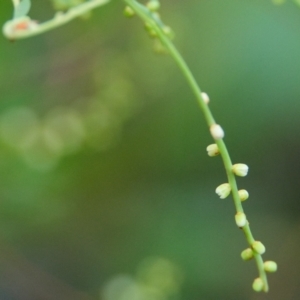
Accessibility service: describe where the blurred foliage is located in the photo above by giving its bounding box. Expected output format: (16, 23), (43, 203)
(51, 0), (86, 11)
(0, 0), (300, 299)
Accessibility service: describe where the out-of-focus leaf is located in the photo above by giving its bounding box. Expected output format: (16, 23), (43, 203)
(13, 0), (31, 19)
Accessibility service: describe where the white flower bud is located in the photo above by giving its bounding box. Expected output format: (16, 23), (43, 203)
(215, 183), (231, 199)
(235, 212), (247, 227)
(210, 124), (224, 140)
(238, 189), (249, 201)
(264, 261), (277, 272)
(241, 248), (254, 261)
(232, 163), (249, 177)
(252, 241), (266, 255)
(252, 277), (264, 292)
(206, 144), (219, 157)
(124, 6), (135, 17)
(201, 92), (210, 104)
(147, 0), (161, 11)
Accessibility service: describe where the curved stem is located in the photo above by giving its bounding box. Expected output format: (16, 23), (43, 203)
(124, 0), (269, 292)
(3, 0), (110, 40)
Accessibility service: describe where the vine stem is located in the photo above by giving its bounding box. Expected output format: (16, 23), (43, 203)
(3, 0), (111, 40)
(124, 0), (269, 292)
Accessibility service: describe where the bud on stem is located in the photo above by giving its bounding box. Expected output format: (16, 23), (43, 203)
(235, 212), (247, 227)
(210, 124), (224, 140)
(264, 261), (277, 272)
(252, 277), (264, 292)
(215, 183), (231, 199)
(252, 241), (266, 255)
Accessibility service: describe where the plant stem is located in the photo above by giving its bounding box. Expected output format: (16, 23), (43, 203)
(3, 0), (111, 40)
(124, 0), (269, 292)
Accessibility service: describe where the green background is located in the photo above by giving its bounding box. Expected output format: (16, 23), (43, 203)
(0, 0), (299, 299)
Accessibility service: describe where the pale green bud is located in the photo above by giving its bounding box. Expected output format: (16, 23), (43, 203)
(241, 248), (254, 261)
(162, 26), (175, 39)
(235, 212), (247, 227)
(124, 6), (135, 18)
(201, 92), (210, 104)
(238, 189), (249, 201)
(147, 0), (161, 12)
(232, 163), (249, 177)
(252, 277), (264, 292)
(144, 22), (157, 38)
(264, 261), (277, 272)
(210, 124), (224, 140)
(252, 241), (266, 255)
(206, 144), (219, 157)
(215, 183), (231, 199)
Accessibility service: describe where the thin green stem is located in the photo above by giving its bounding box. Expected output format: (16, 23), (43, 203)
(125, 0), (269, 292)
(3, 0), (110, 40)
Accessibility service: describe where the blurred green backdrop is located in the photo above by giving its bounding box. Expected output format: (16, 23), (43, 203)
(0, 0), (300, 299)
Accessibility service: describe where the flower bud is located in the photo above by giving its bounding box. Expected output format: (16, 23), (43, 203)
(215, 183), (231, 199)
(144, 22), (157, 38)
(124, 6), (135, 17)
(238, 189), (249, 201)
(162, 26), (175, 39)
(252, 277), (264, 292)
(252, 241), (266, 255)
(147, 0), (161, 11)
(235, 212), (247, 227)
(232, 163), (249, 177)
(206, 144), (219, 157)
(241, 248), (254, 261)
(210, 124), (224, 140)
(201, 92), (210, 104)
(264, 261), (277, 272)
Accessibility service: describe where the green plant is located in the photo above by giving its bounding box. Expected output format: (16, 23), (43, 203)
(2, 0), (278, 293)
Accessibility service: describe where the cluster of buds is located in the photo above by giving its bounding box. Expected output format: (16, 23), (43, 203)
(205, 93), (277, 292)
(207, 122), (250, 205)
(241, 242), (277, 292)
(124, 0), (174, 54)
(124, 1), (161, 19)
